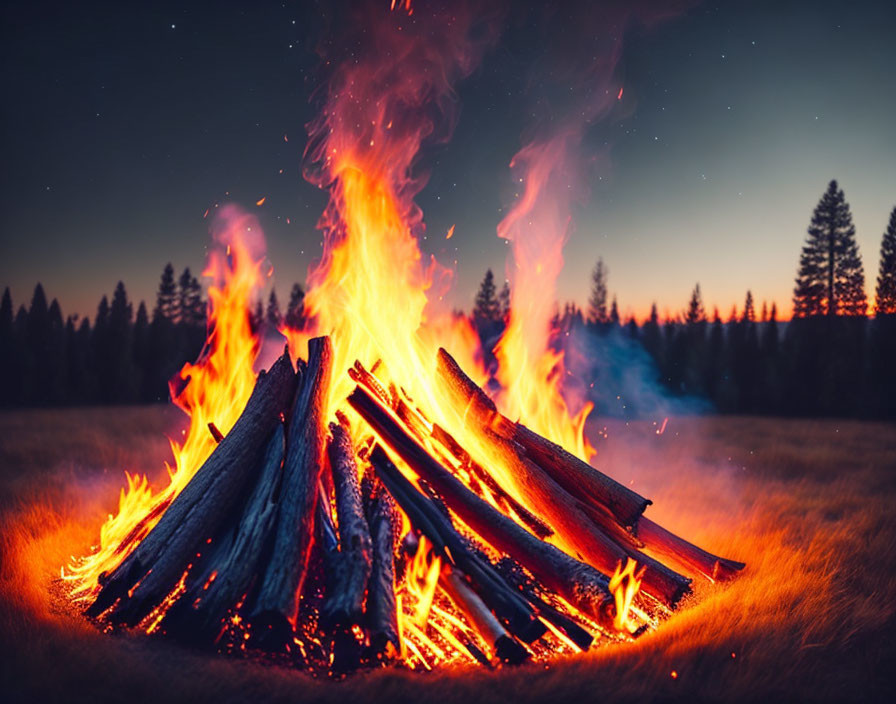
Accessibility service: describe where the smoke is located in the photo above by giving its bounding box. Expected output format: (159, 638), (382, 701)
(563, 324), (711, 420)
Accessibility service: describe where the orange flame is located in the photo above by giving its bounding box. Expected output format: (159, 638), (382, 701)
(608, 558), (644, 633)
(64, 206), (265, 601)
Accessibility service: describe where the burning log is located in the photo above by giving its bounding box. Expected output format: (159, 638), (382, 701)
(431, 423), (553, 540)
(320, 419), (373, 627)
(439, 566), (529, 665)
(367, 445), (547, 645)
(436, 347), (649, 527)
(159, 423), (287, 641)
(250, 336), (333, 646)
(86, 352), (298, 625)
(635, 516), (745, 581)
(346, 386), (616, 627)
(363, 475), (401, 660)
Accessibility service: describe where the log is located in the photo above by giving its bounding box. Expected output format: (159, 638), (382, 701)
(321, 421), (373, 627)
(439, 566), (529, 665)
(432, 351), (691, 607)
(431, 423), (553, 540)
(249, 336), (333, 646)
(86, 352), (298, 624)
(636, 516), (746, 581)
(347, 385), (616, 626)
(160, 423), (287, 642)
(437, 347), (650, 527)
(367, 445), (547, 645)
(364, 478), (401, 660)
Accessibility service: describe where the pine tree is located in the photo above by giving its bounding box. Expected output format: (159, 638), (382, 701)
(266, 288), (283, 329)
(105, 282), (136, 402)
(474, 269), (501, 323)
(499, 281), (511, 321)
(685, 284), (705, 325)
(587, 258), (608, 325)
(608, 296), (620, 327)
(285, 283), (305, 329)
(793, 180), (867, 317)
(154, 263), (178, 322)
(642, 303), (662, 365)
(874, 206), (896, 315)
(742, 290), (755, 322)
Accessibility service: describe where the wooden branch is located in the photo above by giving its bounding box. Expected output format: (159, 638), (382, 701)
(431, 423), (553, 540)
(320, 422), (372, 627)
(367, 445), (547, 645)
(160, 423), (286, 642)
(364, 478), (400, 660)
(432, 350), (691, 607)
(636, 516), (745, 581)
(437, 347), (650, 527)
(439, 566), (529, 665)
(86, 352), (298, 625)
(249, 336), (333, 646)
(348, 385), (619, 625)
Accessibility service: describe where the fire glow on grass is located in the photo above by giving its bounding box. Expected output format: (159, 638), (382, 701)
(63, 1), (668, 671)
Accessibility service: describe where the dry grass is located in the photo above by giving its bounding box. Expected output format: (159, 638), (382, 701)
(1, 408), (894, 703)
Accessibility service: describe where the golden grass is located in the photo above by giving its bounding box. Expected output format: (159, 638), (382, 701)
(1, 408), (894, 703)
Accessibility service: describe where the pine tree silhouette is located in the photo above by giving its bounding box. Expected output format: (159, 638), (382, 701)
(587, 258), (608, 326)
(266, 288), (283, 330)
(874, 206), (896, 315)
(499, 280), (511, 321)
(793, 180), (867, 317)
(742, 290), (756, 322)
(685, 284), (705, 325)
(154, 263), (178, 322)
(473, 269), (503, 349)
(285, 283), (305, 329)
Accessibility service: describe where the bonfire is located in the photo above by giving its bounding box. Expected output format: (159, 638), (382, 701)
(62, 1), (744, 674)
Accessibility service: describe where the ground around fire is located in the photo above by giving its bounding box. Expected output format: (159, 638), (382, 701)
(1, 407), (894, 703)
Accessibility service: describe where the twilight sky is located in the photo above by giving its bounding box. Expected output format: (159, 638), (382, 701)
(1, 0), (894, 322)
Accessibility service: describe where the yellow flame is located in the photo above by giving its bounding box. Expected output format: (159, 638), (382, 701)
(608, 558), (644, 633)
(65, 212), (264, 600)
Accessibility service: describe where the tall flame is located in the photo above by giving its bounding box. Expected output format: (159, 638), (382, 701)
(495, 135), (594, 461)
(65, 207), (266, 599)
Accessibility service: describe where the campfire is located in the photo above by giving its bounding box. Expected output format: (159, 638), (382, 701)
(61, 1), (744, 674)
(62, 230), (743, 673)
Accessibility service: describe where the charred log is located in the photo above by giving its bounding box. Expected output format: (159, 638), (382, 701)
(364, 477), (401, 660)
(367, 445), (547, 645)
(249, 336), (333, 647)
(86, 352), (298, 625)
(347, 385), (617, 626)
(160, 423), (287, 642)
(320, 420), (373, 627)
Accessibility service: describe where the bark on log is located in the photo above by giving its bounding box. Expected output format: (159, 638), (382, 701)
(433, 350), (692, 607)
(160, 424), (287, 641)
(439, 567), (529, 665)
(249, 336), (333, 646)
(86, 353), (298, 625)
(367, 445), (546, 645)
(437, 347), (649, 527)
(636, 516), (745, 581)
(364, 480), (401, 660)
(320, 422), (373, 627)
(347, 386), (618, 626)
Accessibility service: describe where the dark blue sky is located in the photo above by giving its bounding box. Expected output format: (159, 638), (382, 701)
(2, 0), (894, 320)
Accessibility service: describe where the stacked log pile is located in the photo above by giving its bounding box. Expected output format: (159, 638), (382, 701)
(84, 336), (744, 672)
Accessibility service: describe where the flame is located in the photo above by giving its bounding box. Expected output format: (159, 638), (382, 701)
(608, 558), (644, 633)
(64, 207), (265, 601)
(494, 136), (594, 462)
(405, 536), (441, 628)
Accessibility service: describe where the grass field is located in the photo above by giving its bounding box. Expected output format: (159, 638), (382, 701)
(1, 407), (894, 703)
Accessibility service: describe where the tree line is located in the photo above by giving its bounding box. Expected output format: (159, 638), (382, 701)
(1, 180), (894, 417)
(0, 264), (305, 406)
(468, 182), (896, 418)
